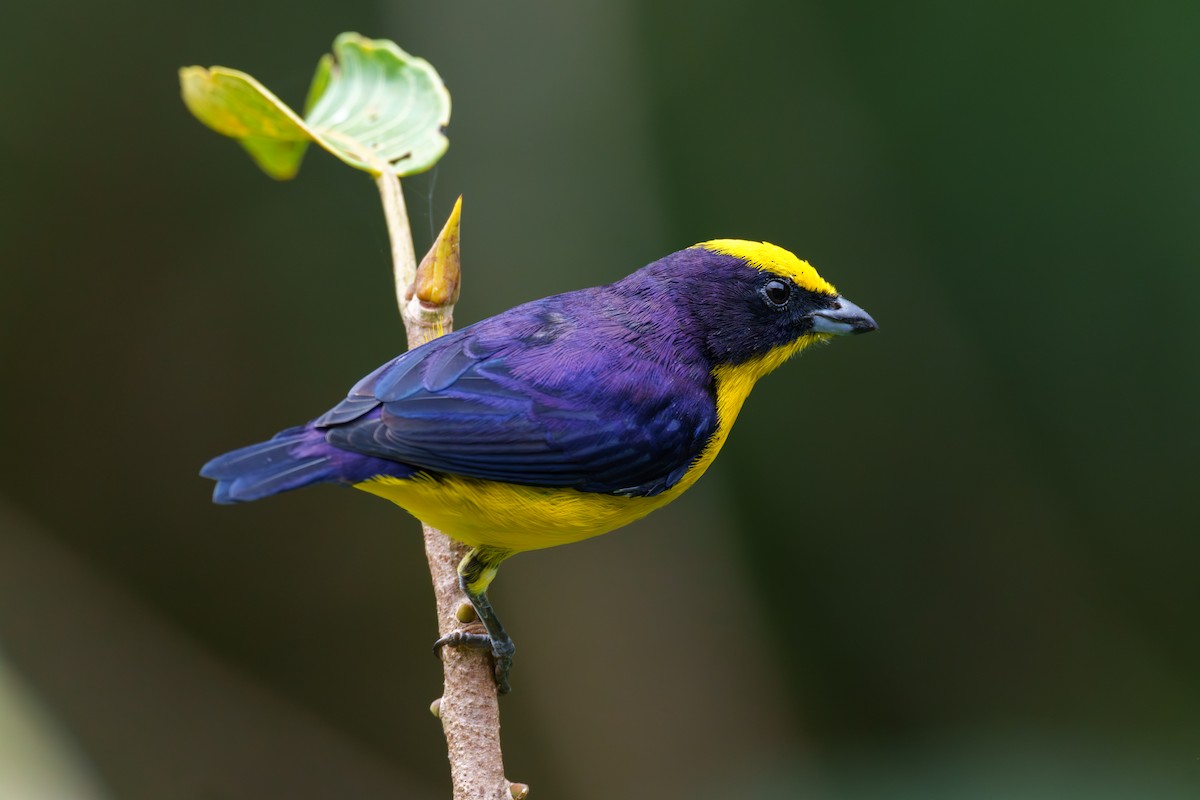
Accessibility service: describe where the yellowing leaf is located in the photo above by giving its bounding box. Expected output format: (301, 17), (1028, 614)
(180, 33), (451, 180)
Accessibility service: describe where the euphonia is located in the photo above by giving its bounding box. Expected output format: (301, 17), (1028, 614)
(202, 239), (877, 692)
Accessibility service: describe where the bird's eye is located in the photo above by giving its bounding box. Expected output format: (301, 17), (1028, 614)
(763, 279), (791, 307)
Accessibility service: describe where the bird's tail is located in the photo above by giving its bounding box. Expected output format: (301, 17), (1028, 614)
(201, 425), (343, 504)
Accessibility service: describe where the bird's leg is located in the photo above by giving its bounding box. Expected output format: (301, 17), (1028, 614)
(432, 547), (516, 693)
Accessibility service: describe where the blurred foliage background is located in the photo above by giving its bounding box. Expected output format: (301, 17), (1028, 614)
(2, 0), (1198, 798)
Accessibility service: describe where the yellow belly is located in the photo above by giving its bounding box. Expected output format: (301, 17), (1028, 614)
(355, 473), (676, 551)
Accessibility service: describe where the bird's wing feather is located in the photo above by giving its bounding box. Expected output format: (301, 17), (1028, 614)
(315, 312), (715, 497)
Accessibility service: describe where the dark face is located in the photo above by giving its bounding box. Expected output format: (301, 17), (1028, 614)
(617, 245), (877, 369)
(719, 264), (843, 365)
(668, 252), (842, 366)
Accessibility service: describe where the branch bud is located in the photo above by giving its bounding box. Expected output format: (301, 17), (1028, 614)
(455, 601), (478, 623)
(413, 195), (462, 306)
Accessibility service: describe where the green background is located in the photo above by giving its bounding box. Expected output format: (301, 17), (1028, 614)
(1, 1), (1197, 798)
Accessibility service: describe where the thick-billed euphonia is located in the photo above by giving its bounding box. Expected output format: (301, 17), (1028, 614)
(202, 239), (877, 691)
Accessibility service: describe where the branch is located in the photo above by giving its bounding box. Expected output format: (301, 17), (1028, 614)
(375, 175), (525, 800)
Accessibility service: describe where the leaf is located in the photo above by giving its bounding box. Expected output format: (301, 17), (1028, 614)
(180, 33), (451, 180)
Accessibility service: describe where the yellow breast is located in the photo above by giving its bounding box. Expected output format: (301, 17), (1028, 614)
(354, 335), (827, 552)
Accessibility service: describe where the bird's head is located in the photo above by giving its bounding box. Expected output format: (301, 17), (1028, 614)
(663, 239), (877, 379)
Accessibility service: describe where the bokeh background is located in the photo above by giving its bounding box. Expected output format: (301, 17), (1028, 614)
(2, 1), (1198, 798)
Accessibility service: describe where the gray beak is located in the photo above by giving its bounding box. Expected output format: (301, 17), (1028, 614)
(810, 295), (878, 335)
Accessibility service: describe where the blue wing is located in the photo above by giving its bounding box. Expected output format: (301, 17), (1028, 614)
(313, 316), (716, 497)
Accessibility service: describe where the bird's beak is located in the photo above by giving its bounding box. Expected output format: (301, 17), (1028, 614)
(810, 295), (878, 335)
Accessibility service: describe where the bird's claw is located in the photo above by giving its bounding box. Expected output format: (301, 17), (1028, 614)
(433, 631), (515, 694)
(433, 630), (492, 653)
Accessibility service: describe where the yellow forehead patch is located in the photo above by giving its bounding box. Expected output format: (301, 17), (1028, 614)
(698, 239), (838, 296)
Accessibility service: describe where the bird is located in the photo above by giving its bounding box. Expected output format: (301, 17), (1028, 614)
(201, 239), (877, 692)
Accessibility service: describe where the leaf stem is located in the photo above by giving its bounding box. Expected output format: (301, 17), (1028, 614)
(375, 171), (418, 315)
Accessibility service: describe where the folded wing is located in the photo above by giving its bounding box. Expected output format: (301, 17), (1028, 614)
(315, 317), (716, 497)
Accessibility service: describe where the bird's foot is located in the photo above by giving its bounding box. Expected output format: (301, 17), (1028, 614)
(433, 631), (515, 694)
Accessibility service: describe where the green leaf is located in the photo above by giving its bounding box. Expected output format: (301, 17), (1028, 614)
(179, 33), (451, 180)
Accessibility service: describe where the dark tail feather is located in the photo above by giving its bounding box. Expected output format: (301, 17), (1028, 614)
(201, 425), (341, 504)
